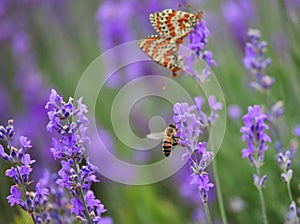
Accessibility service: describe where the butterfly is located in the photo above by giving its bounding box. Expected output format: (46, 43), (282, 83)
(138, 8), (203, 77)
(138, 35), (182, 77)
(149, 9), (203, 43)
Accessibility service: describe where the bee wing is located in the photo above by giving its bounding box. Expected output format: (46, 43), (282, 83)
(146, 132), (165, 140)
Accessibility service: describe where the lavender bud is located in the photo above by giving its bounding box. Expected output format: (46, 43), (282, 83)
(253, 174), (260, 188)
(290, 201), (296, 211)
(0, 126), (6, 140)
(281, 173), (288, 182)
(271, 101), (284, 117)
(286, 169), (293, 182)
(261, 75), (275, 89)
(260, 175), (267, 187)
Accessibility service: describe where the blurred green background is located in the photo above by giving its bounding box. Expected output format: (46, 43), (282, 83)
(0, 0), (300, 223)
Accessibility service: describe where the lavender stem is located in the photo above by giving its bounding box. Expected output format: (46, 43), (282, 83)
(203, 201), (212, 224)
(256, 167), (268, 224)
(73, 158), (93, 224)
(212, 159), (228, 224)
(286, 181), (293, 202)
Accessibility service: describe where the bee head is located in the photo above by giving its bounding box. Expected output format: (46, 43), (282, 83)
(169, 124), (176, 129)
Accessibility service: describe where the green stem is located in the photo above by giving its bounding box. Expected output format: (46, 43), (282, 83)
(31, 214), (36, 224)
(203, 202), (212, 224)
(258, 187), (268, 224)
(256, 167), (268, 224)
(73, 159), (93, 224)
(286, 181), (293, 202)
(212, 159), (228, 224)
(79, 186), (92, 224)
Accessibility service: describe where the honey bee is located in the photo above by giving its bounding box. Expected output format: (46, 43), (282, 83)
(147, 124), (182, 157)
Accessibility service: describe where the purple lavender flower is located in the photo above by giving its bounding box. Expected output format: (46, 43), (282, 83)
(0, 120), (50, 223)
(173, 96), (221, 204)
(185, 20), (217, 81)
(45, 89), (111, 223)
(276, 140), (299, 223)
(188, 21), (211, 56)
(240, 105), (271, 169)
(243, 29), (274, 91)
(240, 105), (270, 223)
(189, 142), (214, 203)
(38, 171), (75, 223)
(7, 186), (22, 206)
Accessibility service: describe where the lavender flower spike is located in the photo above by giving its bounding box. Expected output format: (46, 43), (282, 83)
(240, 105), (271, 169)
(173, 97), (218, 203)
(240, 105), (270, 224)
(185, 19), (217, 82)
(45, 89), (111, 224)
(0, 120), (50, 223)
(243, 28), (274, 91)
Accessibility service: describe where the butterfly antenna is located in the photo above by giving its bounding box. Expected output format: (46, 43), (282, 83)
(178, 3), (204, 21)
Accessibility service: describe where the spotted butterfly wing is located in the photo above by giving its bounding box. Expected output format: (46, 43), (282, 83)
(149, 9), (203, 43)
(138, 35), (181, 77)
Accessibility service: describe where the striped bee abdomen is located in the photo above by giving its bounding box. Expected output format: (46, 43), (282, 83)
(162, 138), (172, 157)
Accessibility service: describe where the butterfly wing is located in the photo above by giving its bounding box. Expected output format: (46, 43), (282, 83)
(146, 131), (165, 140)
(138, 35), (181, 77)
(149, 9), (200, 42)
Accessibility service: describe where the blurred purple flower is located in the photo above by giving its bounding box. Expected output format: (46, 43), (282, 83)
(208, 95), (223, 124)
(293, 124), (300, 137)
(243, 29), (274, 91)
(46, 89), (111, 223)
(270, 101), (284, 118)
(96, 1), (146, 88)
(9, 29), (53, 173)
(96, 1), (133, 51)
(227, 104), (242, 120)
(222, 0), (256, 48)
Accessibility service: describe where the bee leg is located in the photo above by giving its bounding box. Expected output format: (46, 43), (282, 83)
(172, 136), (185, 147)
(172, 136), (178, 146)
